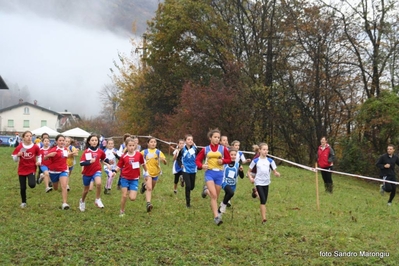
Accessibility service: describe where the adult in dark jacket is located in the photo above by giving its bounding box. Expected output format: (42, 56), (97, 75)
(376, 144), (399, 206)
(317, 136), (335, 193)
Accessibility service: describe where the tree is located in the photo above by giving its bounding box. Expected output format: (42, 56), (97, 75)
(98, 84), (120, 122)
(319, 0), (399, 98)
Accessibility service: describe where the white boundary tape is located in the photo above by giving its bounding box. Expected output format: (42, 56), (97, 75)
(111, 135), (399, 186)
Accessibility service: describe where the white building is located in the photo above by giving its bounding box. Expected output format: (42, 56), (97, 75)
(0, 101), (61, 133)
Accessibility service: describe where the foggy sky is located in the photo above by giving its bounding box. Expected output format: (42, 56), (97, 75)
(0, 8), (136, 117)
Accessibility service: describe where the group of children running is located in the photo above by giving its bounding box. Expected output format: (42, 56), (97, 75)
(12, 129), (280, 225)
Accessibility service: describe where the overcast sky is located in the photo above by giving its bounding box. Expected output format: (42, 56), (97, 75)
(0, 8), (135, 117)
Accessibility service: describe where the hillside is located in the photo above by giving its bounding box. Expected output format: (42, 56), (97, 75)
(0, 0), (160, 35)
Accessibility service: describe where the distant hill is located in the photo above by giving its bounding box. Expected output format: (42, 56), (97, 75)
(0, 0), (160, 36)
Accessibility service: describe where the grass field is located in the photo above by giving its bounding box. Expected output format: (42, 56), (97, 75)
(0, 147), (398, 265)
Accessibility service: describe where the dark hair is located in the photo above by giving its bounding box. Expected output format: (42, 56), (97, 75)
(147, 137), (156, 143)
(41, 133), (49, 138)
(207, 128), (221, 139)
(53, 134), (65, 147)
(22, 131), (32, 138)
(86, 134), (99, 148)
(184, 134), (193, 140)
(55, 134), (65, 141)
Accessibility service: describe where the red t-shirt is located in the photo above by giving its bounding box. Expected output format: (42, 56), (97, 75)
(117, 151), (145, 180)
(40, 147), (52, 167)
(80, 148), (106, 176)
(12, 143), (41, 175)
(48, 146), (69, 172)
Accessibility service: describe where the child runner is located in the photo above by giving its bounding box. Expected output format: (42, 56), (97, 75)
(172, 139), (185, 194)
(78, 134), (107, 212)
(177, 134), (199, 208)
(231, 140), (251, 165)
(249, 144), (260, 198)
(45, 134), (70, 210)
(247, 143), (280, 224)
(65, 136), (79, 192)
(140, 137), (167, 212)
(116, 133), (131, 190)
(11, 131), (41, 208)
(103, 138), (120, 194)
(195, 129), (231, 225)
(39, 137), (53, 193)
(116, 138), (148, 216)
(131, 135), (142, 151)
(220, 135), (230, 149)
(36, 132), (50, 183)
(218, 148), (244, 215)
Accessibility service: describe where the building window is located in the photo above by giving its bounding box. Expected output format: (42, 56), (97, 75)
(41, 120), (47, 127)
(23, 120), (29, 128)
(7, 120), (14, 127)
(24, 107), (30, 114)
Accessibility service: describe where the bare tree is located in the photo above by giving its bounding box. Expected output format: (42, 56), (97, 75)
(318, 0), (399, 98)
(98, 84), (120, 121)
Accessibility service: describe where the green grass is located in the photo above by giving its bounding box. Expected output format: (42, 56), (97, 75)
(0, 147), (398, 265)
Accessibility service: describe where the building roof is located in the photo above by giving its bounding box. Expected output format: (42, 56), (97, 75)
(0, 75), (10, 90)
(0, 101), (61, 116)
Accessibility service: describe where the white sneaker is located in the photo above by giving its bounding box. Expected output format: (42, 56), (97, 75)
(219, 202), (227, 213)
(62, 203), (70, 210)
(95, 198), (104, 208)
(45, 187), (53, 193)
(79, 199), (86, 212)
(38, 173), (44, 184)
(20, 203), (27, 208)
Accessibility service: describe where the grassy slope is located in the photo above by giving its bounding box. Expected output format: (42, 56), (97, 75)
(0, 147), (397, 265)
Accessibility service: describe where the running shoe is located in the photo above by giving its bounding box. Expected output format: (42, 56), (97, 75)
(227, 200), (231, 207)
(251, 188), (257, 198)
(45, 187), (53, 193)
(62, 203), (70, 210)
(146, 202), (153, 212)
(219, 202), (227, 213)
(79, 199), (86, 212)
(201, 185), (208, 198)
(214, 215), (223, 226)
(95, 198), (104, 208)
(140, 183), (147, 194)
(387, 202), (392, 206)
(20, 203), (27, 208)
(119, 211), (125, 217)
(379, 184), (385, 196)
(38, 173), (44, 184)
